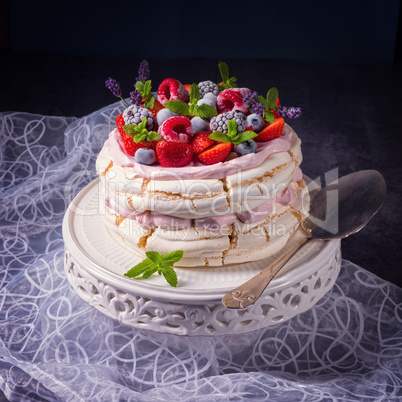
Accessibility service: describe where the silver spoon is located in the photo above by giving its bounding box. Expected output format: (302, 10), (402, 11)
(222, 170), (386, 309)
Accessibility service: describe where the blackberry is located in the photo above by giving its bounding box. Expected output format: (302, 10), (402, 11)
(123, 105), (155, 130)
(198, 80), (219, 98)
(210, 111), (247, 134)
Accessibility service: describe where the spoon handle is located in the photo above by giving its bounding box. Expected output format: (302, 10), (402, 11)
(222, 237), (310, 309)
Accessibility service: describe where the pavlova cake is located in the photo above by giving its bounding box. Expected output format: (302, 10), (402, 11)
(97, 61), (309, 269)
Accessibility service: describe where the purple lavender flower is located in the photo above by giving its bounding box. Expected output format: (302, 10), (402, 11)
(243, 91), (259, 107)
(105, 77), (122, 97)
(252, 102), (266, 116)
(278, 105), (302, 119)
(136, 60), (150, 83)
(130, 89), (143, 106)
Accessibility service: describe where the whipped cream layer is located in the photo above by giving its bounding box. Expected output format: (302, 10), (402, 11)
(96, 125), (302, 219)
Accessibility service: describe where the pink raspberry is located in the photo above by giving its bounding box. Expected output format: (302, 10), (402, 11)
(217, 88), (250, 114)
(157, 78), (189, 104)
(158, 116), (194, 143)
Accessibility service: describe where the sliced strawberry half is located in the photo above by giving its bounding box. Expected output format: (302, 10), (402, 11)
(156, 141), (194, 167)
(197, 142), (232, 165)
(272, 98), (281, 118)
(217, 88), (248, 114)
(191, 131), (216, 155)
(158, 78), (189, 104)
(255, 118), (285, 142)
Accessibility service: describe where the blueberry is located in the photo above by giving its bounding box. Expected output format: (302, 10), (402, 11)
(202, 92), (217, 106)
(191, 116), (210, 133)
(234, 140), (257, 157)
(247, 113), (265, 133)
(197, 98), (216, 109)
(157, 109), (178, 126)
(135, 148), (156, 165)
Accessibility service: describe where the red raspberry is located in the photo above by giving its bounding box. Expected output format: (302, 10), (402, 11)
(156, 141), (194, 167)
(217, 88), (249, 114)
(158, 116), (194, 143)
(157, 78), (189, 105)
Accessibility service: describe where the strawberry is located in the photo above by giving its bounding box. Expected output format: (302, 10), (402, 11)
(158, 78), (189, 104)
(184, 84), (192, 94)
(197, 142), (231, 165)
(191, 131), (216, 155)
(272, 98), (281, 118)
(254, 118), (285, 142)
(156, 141), (194, 167)
(115, 113), (151, 156)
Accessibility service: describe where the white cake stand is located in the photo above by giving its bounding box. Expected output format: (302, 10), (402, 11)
(63, 179), (341, 336)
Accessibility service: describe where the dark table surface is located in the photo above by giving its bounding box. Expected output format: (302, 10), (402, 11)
(1, 51), (401, 287)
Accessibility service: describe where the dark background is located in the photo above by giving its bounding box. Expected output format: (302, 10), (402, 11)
(0, 1), (401, 288)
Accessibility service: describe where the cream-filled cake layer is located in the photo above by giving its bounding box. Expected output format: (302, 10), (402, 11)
(100, 179), (309, 267)
(96, 125), (302, 219)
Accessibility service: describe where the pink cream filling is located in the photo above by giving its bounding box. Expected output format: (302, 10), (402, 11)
(107, 126), (293, 180)
(104, 179), (300, 231)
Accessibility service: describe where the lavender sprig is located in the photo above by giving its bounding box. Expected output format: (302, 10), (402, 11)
(251, 103), (266, 116)
(278, 105), (302, 119)
(243, 91), (259, 107)
(130, 89), (143, 106)
(136, 60), (150, 83)
(105, 77), (129, 107)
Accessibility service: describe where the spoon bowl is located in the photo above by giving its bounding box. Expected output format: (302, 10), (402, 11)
(222, 170), (387, 309)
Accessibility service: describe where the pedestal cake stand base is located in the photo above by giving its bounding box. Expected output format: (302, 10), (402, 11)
(63, 179), (341, 336)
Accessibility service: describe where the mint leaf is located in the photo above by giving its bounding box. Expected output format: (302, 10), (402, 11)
(144, 95), (155, 109)
(123, 124), (140, 135)
(231, 130), (258, 145)
(161, 266), (178, 287)
(264, 110), (276, 123)
(124, 258), (154, 278)
(218, 61), (229, 82)
(196, 104), (218, 118)
(124, 249), (184, 287)
(267, 87), (278, 110)
(145, 251), (162, 263)
(161, 249), (184, 265)
(258, 95), (268, 107)
(189, 104), (199, 117)
(136, 81), (144, 93)
(147, 131), (161, 142)
(143, 80), (152, 95)
(190, 84), (200, 104)
(226, 120), (238, 137)
(209, 131), (230, 143)
(165, 100), (190, 115)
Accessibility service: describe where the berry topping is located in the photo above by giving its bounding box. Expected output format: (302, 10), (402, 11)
(123, 105), (155, 130)
(234, 139), (257, 156)
(217, 88), (249, 113)
(254, 118), (285, 142)
(202, 92), (218, 106)
(156, 141), (194, 167)
(158, 78), (189, 105)
(191, 131), (216, 155)
(197, 142), (232, 165)
(247, 113), (265, 132)
(115, 114), (150, 156)
(158, 116), (194, 143)
(198, 80), (219, 98)
(210, 111), (247, 134)
(191, 116), (210, 133)
(157, 108), (178, 126)
(135, 148), (157, 165)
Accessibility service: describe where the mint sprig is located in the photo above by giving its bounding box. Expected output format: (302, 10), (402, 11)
(217, 61), (237, 90)
(124, 250), (184, 287)
(164, 83), (217, 118)
(209, 119), (257, 145)
(123, 117), (161, 143)
(258, 87), (279, 122)
(136, 80), (155, 109)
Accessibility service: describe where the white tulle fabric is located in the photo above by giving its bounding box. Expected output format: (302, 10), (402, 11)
(0, 105), (401, 401)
